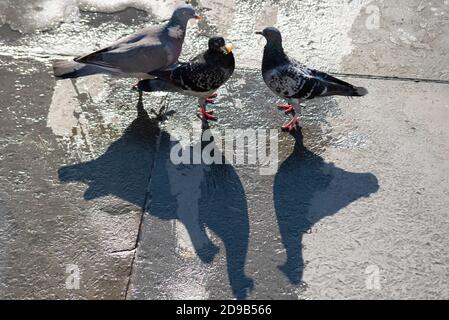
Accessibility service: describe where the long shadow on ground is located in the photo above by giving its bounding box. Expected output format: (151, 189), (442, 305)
(148, 123), (253, 299)
(58, 94), (160, 208)
(273, 129), (379, 285)
(58, 97), (252, 299)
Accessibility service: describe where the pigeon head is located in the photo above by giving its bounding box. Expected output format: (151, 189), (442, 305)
(257, 27), (288, 71)
(208, 36), (234, 55)
(170, 3), (202, 25)
(255, 27), (283, 46)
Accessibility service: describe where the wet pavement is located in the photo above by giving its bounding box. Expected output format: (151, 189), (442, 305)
(1, 0), (449, 299)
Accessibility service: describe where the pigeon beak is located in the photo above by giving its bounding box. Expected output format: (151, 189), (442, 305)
(224, 43), (234, 54)
(194, 15), (203, 20)
(255, 31), (263, 35)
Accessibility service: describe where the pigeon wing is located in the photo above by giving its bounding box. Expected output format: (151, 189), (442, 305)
(148, 62), (184, 83)
(177, 58), (226, 92)
(309, 68), (356, 88)
(264, 63), (316, 99)
(74, 26), (171, 74)
(270, 60), (360, 99)
(305, 68), (366, 97)
(151, 54), (224, 93)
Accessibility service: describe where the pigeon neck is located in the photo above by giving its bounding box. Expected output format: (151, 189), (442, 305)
(164, 18), (187, 40)
(266, 41), (284, 53)
(263, 43), (288, 69)
(205, 50), (235, 69)
(166, 16), (188, 30)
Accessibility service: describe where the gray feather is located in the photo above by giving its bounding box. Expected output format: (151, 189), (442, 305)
(260, 27), (368, 101)
(74, 25), (171, 74)
(53, 60), (123, 79)
(54, 4), (197, 79)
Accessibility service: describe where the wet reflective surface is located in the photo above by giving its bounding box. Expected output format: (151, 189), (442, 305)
(1, 0), (449, 299)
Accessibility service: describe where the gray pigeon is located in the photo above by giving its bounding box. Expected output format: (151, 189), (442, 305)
(53, 3), (201, 80)
(256, 27), (368, 131)
(136, 36), (235, 121)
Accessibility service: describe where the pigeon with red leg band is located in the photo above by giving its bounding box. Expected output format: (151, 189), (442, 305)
(277, 104), (294, 114)
(137, 36), (235, 122)
(198, 107), (217, 121)
(256, 27), (368, 132)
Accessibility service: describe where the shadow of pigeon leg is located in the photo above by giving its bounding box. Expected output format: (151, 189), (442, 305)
(201, 118), (210, 130)
(277, 231), (305, 285)
(149, 95), (176, 122)
(136, 90), (145, 116)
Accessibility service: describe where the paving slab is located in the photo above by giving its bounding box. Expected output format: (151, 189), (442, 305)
(0, 56), (145, 298)
(127, 71), (449, 299)
(343, 0), (449, 80)
(0, 0), (448, 299)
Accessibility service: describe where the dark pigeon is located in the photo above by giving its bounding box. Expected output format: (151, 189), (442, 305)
(256, 27), (368, 131)
(137, 36), (235, 121)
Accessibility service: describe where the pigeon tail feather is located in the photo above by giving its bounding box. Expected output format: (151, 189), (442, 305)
(53, 60), (120, 79)
(353, 86), (368, 96)
(326, 83), (368, 97)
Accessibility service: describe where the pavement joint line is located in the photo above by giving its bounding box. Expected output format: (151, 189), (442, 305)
(2, 49), (448, 85)
(111, 248), (137, 254)
(124, 93), (169, 300)
(330, 72), (449, 84)
(234, 66), (449, 85)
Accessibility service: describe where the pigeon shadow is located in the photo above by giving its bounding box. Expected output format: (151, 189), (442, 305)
(273, 128), (379, 285)
(58, 93), (160, 208)
(148, 121), (253, 299)
(58, 97), (252, 299)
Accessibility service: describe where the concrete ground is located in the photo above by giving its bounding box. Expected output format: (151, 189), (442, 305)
(0, 0), (448, 299)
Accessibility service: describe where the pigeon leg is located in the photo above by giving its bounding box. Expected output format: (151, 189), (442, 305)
(197, 105), (217, 121)
(278, 99), (301, 114)
(281, 115), (300, 132)
(205, 92), (218, 104)
(277, 104), (294, 114)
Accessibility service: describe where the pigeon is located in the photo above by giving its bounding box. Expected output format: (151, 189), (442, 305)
(136, 36), (235, 122)
(53, 3), (201, 80)
(256, 27), (368, 131)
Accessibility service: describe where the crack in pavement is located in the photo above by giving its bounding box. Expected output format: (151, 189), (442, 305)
(234, 66), (449, 85)
(2, 47), (447, 85)
(329, 73), (449, 85)
(124, 93), (169, 300)
(111, 248), (137, 254)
